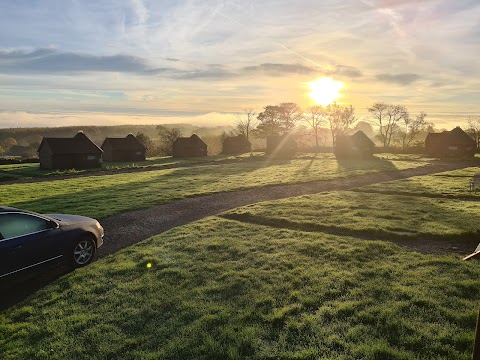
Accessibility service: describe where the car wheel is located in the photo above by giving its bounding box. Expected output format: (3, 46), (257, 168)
(71, 237), (96, 268)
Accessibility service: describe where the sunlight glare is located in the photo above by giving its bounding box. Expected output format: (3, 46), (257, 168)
(308, 77), (344, 106)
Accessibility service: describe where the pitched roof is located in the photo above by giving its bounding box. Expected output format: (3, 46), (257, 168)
(448, 127), (476, 145)
(101, 134), (146, 151)
(350, 130), (375, 147)
(426, 127), (475, 146)
(38, 132), (103, 155)
(223, 135), (251, 146)
(174, 134), (207, 147)
(336, 130), (375, 149)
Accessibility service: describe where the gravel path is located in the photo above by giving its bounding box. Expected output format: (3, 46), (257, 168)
(97, 161), (471, 259)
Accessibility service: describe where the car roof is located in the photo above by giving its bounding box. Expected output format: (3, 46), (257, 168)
(0, 206), (39, 216)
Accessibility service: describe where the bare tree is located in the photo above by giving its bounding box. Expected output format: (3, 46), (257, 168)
(234, 109), (256, 140)
(157, 125), (182, 156)
(305, 105), (325, 150)
(466, 115), (480, 149)
(369, 103), (408, 147)
(325, 103), (356, 146)
(399, 112), (429, 151)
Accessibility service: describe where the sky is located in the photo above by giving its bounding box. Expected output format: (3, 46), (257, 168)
(0, 0), (479, 128)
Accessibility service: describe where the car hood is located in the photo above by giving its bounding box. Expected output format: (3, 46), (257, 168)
(46, 214), (97, 225)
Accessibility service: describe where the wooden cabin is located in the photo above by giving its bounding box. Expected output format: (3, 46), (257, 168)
(222, 135), (251, 154)
(425, 127), (476, 159)
(38, 132), (103, 170)
(334, 130), (375, 159)
(266, 134), (297, 158)
(172, 134), (207, 158)
(101, 134), (146, 162)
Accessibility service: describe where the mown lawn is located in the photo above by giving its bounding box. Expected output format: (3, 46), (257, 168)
(0, 153), (264, 181)
(356, 167), (480, 199)
(223, 190), (480, 242)
(0, 155), (427, 219)
(1, 217), (479, 359)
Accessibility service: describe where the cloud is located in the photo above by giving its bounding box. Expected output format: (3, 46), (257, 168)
(0, 49), (362, 82)
(334, 65), (363, 78)
(0, 48), (148, 73)
(375, 73), (420, 85)
(243, 63), (317, 75)
(243, 63), (363, 78)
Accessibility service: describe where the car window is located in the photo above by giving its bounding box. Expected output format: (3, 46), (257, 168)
(0, 213), (51, 240)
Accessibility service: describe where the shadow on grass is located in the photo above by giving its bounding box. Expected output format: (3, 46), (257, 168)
(0, 262), (72, 310)
(4, 158), (298, 219)
(352, 188), (480, 201)
(336, 156), (400, 174)
(220, 212), (480, 247)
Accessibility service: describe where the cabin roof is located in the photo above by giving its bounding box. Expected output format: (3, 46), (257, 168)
(101, 134), (146, 151)
(174, 134), (207, 147)
(38, 132), (103, 154)
(426, 127), (475, 145)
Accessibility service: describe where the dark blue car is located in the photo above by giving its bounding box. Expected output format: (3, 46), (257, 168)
(0, 206), (104, 280)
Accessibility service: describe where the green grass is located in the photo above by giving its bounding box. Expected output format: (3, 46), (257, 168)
(222, 190), (480, 242)
(0, 152), (429, 182)
(0, 153), (264, 181)
(357, 167), (480, 200)
(1, 217), (479, 359)
(0, 155), (427, 219)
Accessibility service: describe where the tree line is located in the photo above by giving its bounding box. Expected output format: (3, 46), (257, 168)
(1, 105), (479, 158)
(233, 102), (480, 152)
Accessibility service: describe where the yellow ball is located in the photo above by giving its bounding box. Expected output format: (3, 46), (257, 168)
(146, 263), (152, 268)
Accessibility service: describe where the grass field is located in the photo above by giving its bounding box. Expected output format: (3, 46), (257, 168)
(0, 155), (427, 219)
(0, 153), (263, 182)
(356, 167), (480, 200)
(1, 217), (479, 359)
(0, 153), (432, 182)
(223, 190), (480, 243)
(1, 156), (478, 359)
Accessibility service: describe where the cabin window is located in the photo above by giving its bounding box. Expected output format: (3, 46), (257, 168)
(448, 146), (457, 151)
(87, 155), (96, 160)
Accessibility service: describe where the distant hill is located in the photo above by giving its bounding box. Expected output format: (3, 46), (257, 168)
(0, 124), (235, 146)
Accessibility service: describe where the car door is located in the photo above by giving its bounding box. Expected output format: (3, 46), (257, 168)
(0, 213), (64, 279)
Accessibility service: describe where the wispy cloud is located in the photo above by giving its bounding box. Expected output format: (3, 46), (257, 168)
(375, 73), (420, 85)
(0, 49), (148, 74)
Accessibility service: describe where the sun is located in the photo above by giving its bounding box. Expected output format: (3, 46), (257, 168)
(307, 77), (344, 106)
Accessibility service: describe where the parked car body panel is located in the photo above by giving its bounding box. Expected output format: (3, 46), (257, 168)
(0, 207), (104, 280)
